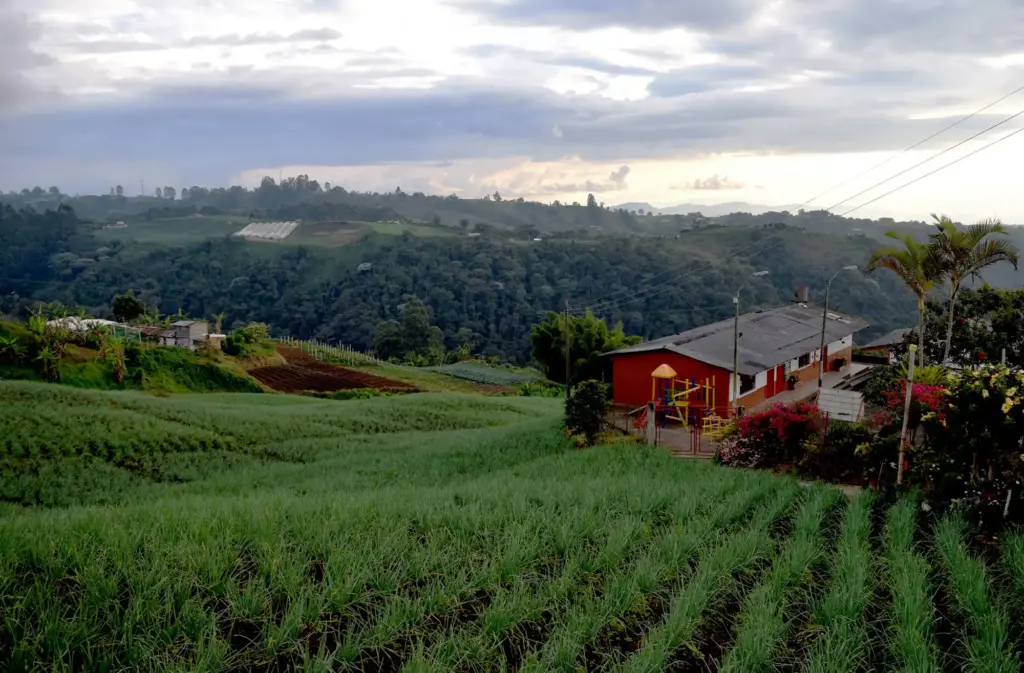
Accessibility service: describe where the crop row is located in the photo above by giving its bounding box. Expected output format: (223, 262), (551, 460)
(424, 363), (542, 386)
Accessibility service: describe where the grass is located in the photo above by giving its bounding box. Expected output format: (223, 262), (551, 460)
(883, 499), (942, 673)
(2, 383), (1024, 671)
(933, 517), (1017, 673)
(93, 215), (250, 245)
(803, 492), (876, 673)
(368, 221), (456, 237)
(424, 362), (543, 386)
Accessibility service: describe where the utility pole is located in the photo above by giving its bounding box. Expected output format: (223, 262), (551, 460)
(818, 266), (858, 388)
(732, 270), (769, 416)
(564, 300), (571, 402)
(896, 344), (917, 486)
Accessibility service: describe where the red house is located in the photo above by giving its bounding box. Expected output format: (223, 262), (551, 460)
(607, 304), (868, 412)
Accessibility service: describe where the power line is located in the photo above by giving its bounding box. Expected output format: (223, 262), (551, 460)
(800, 85), (1024, 209)
(822, 106), (1024, 213)
(839, 124), (1024, 217)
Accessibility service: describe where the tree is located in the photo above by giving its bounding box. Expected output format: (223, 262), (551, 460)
(868, 232), (939, 368)
(459, 219), (470, 231)
(493, 191), (502, 202)
(372, 320), (403, 359)
(401, 298), (432, 353)
(111, 293), (146, 323)
(586, 193), (598, 208)
(154, 187), (163, 198)
(927, 214), (1019, 363)
(211, 312), (228, 334)
(115, 185), (124, 197)
(565, 380), (609, 445)
(163, 186), (175, 200)
(47, 186), (60, 196)
(531, 310), (641, 385)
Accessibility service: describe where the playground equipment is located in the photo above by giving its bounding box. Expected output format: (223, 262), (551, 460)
(633, 363), (723, 436)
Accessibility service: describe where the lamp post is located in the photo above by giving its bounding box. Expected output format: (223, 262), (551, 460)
(732, 270), (770, 416)
(817, 265), (859, 388)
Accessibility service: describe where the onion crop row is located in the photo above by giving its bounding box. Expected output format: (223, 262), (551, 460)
(610, 484), (802, 673)
(718, 485), (842, 673)
(933, 517), (1017, 673)
(802, 492), (876, 673)
(883, 499), (941, 673)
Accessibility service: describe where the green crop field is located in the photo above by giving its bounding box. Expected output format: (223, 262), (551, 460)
(424, 362), (543, 386)
(3, 381), (1024, 672)
(93, 216), (251, 245)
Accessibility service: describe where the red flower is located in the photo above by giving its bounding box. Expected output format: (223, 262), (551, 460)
(978, 352), (987, 360)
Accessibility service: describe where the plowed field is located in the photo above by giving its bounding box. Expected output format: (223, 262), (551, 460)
(249, 346), (417, 393)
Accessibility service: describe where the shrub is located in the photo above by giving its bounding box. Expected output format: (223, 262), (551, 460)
(720, 401), (823, 469)
(565, 379), (608, 445)
(222, 332), (253, 357)
(918, 365), (1024, 530)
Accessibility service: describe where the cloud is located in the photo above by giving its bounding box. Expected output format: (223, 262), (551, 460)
(465, 44), (657, 76)
(182, 28), (342, 47)
(462, 0), (763, 31)
(673, 174), (746, 191)
(0, 8), (49, 114)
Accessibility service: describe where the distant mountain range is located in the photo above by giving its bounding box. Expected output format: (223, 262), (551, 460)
(613, 202), (804, 217)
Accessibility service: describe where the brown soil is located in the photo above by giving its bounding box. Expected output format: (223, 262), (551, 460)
(249, 346), (417, 393)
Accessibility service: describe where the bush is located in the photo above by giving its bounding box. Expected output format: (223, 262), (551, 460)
(564, 380), (608, 445)
(918, 365), (1024, 530)
(718, 402), (824, 470)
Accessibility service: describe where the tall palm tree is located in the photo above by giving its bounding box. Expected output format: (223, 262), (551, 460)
(211, 312), (227, 334)
(929, 214), (1019, 363)
(868, 232), (940, 369)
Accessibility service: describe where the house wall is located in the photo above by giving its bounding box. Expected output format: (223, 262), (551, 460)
(612, 340), (857, 413)
(611, 351), (731, 412)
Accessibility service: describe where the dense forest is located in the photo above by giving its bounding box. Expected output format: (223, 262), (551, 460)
(0, 192), (931, 362)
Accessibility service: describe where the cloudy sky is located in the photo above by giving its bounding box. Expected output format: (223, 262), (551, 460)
(3, 0), (1024, 220)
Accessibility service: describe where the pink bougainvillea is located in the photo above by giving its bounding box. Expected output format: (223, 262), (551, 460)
(720, 402), (824, 468)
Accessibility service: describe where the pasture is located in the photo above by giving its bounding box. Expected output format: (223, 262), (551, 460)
(2, 381), (1024, 672)
(93, 216), (251, 245)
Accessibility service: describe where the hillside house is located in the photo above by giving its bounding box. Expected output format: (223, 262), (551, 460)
(171, 320), (209, 349)
(858, 328), (911, 364)
(607, 304), (868, 412)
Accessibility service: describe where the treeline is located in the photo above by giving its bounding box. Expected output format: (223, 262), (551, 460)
(0, 203), (921, 363)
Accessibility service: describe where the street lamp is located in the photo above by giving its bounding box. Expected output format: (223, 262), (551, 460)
(732, 270), (770, 415)
(817, 265), (859, 388)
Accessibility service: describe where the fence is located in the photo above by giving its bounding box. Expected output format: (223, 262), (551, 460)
(275, 337), (384, 367)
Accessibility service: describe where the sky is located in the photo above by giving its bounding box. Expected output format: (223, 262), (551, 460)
(3, 0), (1024, 221)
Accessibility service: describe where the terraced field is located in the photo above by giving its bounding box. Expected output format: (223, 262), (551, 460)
(2, 381), (1024, 672)
(250, 346), (416, 393)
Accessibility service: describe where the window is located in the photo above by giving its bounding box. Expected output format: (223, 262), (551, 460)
(798, 353), (811, 368)
(739, 373), (755, 394)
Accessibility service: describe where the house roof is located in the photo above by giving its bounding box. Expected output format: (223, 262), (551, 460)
(860, 328), (911, 349)
(607, 303), (868, 376)
(141, 326), (176, 338)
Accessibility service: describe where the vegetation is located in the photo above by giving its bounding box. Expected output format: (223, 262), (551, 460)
(927, 215), (1019, 363)
(564, 380), (609, 445)
(868, 232), (938, 368)
(424, 362), (541, 386)
(531, 310), (640, 384)
(2, 382), (1024, 670)
(1, 200), (926, 364)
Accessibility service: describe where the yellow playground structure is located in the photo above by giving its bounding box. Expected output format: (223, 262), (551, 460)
(634, 364), (726, 439)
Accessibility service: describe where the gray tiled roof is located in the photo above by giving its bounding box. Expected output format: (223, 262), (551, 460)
(607, 304), (868, 376)
(861, 328), (911, 349)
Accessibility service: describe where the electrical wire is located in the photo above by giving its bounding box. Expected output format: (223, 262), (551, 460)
(822, 106), (1024, 213)
(799, 84), (1024, 209)
(838, 124), (1024, 217)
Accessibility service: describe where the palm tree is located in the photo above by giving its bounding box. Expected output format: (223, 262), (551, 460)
(868, 232), (940, 368)
(928, 214), (1019, 364)
(211, 312), (227, 334)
